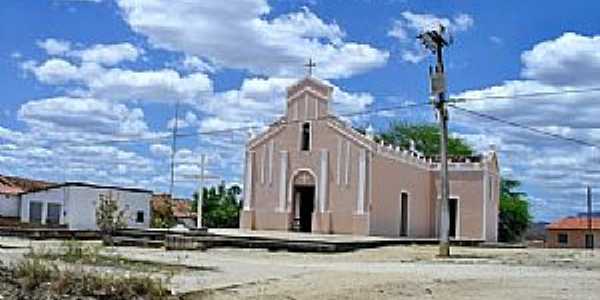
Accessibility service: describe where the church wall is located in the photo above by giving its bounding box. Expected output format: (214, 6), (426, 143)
(246, 92), (369, 234)
(243, 77), (498, 240)
(317, 124), (366, 234)
(369, 154), (433, 238)
(485, 160), (500, 242)
(431, 170), (486, 240)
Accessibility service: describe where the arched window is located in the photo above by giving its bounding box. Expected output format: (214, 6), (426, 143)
(301, 122), (311, 151)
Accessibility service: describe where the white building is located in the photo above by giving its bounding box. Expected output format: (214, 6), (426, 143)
(0, 176), (31, 218)
(0, 193), (20, 218)
(20, 182), (152, 230)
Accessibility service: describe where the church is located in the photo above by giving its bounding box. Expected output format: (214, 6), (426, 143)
(240, 76), (500, 241)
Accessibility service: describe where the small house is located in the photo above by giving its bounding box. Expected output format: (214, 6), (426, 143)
(20, 182), (152, 230)
(545, 217), (599, 248)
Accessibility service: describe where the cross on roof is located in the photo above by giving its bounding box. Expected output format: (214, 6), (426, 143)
(304, 58), (316, 77)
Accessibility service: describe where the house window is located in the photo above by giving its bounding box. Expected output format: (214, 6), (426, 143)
(558, 233), (568, 244)
(301, 122), (311, 151)
(136, 211), (145, 223)
(47, 203), (62, 225)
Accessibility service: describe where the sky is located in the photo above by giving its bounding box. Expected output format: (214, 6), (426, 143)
(1, 0), (600, 221)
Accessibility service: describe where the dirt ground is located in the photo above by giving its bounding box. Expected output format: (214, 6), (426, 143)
(1, 237), (599, 299)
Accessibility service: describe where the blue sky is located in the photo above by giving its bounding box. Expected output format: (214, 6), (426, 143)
(2, 0), (600, 221)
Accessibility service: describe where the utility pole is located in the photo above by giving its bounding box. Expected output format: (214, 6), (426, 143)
(587, 185), (593, 249)
(419, 25), (451, 257)
(197, 154), (205, 229)
(169, 100), (180, 197)
(182, 154), (219, 229)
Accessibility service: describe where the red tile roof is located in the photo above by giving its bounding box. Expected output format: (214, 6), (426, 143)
(546, 217), (600, 230)
(0, 175), (53, 195)
(151, 194), (196, 218)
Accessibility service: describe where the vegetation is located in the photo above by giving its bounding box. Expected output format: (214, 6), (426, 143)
(376, 122), (474, 157)
(192, 181), (242, 228)
(151, 197), (178, 228)
(26, 240), (214, 273)
(95, 193), (126, 245)
(498, 179), (532, 242)
(375, 122), (531, 242)
(11, 258), (170, 299)
(14, 258), (57, 290)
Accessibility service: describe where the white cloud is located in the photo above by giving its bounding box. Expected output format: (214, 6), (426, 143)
(116, 0), (388, 79)
(389, 11), (474, 63)
(401, 49), (428, 64)
(149, 144), (171, 157)
(18, 97), (152, 139)
(73, 43), (141, 66)
(37, 39), (141, 66)
(167, 111), (198, 130)
(37, 38), (71, 55)
(453, 32), (600, 221)
(9, 2), (391, 197)
(26, 58), (80, 84)
(181, 56), (216, 73)
(24, 59), (212, 103)
(521, 32), (600, 86)
(87, 68), (212, 103)
(196, 76), (373, 132)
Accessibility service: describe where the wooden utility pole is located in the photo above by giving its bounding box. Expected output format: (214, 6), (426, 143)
(587, 185), (593, 249)
(169, 100), (180, 197)
(418, 25), (451, 257)
(197, 154), (206, 229)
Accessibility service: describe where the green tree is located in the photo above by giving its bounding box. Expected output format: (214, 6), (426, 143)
(377, 122), (473, 157)
(374, 122), (531, 242)
(95, 193), (126, 245)
(192, 181), (242, 228)
(498, 179), (532, 242)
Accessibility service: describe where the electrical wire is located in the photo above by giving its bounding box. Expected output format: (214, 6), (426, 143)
(449, 104), (600, 149)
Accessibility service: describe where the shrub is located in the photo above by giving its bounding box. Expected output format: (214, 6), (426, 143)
(12, 259), (172, 299)
(13, 258), (57, 290)
(96, 193), (127, 245)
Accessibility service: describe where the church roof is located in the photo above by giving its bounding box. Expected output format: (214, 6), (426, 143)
(286, 76), (333, 100)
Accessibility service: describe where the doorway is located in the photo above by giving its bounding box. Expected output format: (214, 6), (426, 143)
(293, 186), (315, 232)
(399, 192), (408, 237)
(449, 198), (458, 238)
(586, 234), (594, 249)
(29, 202), (42, 224)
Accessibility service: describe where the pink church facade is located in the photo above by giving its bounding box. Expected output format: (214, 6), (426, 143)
(240, 77), (500, 241)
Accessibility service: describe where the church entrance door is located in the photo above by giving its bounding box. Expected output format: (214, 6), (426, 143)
(291, 170), (316, 233)
(294, 186), (315, 232)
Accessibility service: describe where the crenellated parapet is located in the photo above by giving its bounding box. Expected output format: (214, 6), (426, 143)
(358, 124), (494, 172)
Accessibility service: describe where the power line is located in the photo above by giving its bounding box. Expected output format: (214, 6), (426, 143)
(7, 86), (600, 150)
(449, 104), (600, 149)
(6, 101), (432, 149)
(448, 86), (600, 104)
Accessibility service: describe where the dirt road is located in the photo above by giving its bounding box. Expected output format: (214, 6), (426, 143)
(1, 237), (599, 299)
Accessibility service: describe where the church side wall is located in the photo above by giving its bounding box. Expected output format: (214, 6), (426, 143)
(369, 154), (433, 238)
(431, 170), (486, 240)
(485, 163), (501, 242)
